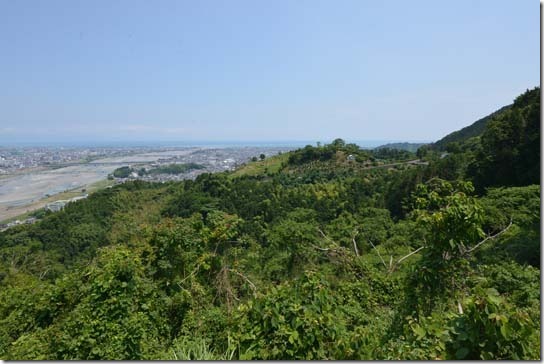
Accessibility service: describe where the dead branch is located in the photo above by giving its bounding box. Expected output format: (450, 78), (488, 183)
(352, 237), (360, 257)
(317, 228), (340, 247)
(465, 220), (513, 254)
(227, 268), (257, 293)
(387, 246), (426, 273)
(178, 262), (203, 286)
(368, 240), (387, 269)
(39, 268), (50, 280)
(215, 266), (238, 312)
(311, 229), (368, 279)
(309, 242), (333, 252)
(351, 229), (360, 257)
(396, 246), (425, 265)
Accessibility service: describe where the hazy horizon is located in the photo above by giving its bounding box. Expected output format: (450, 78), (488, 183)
(0, 0), (538, 143)
(0, 138), (432, 149)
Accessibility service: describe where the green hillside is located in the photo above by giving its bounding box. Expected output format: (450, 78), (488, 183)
(417, 87), (540, 191)
(229, 152), (289, 178)
(431, 105), (511, 151)
(0, 89), (540, 360)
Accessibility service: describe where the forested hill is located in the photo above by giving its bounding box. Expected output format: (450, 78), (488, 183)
(431, 104), (511, 151)
(0, 89), (540, 360)
(417, 86), (540, 192)
(429, 86), (539, 152)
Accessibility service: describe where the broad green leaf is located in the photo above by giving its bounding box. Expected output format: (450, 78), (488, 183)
(455, 347), (470, 359)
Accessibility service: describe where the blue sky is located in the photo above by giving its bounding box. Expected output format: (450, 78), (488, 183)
(0, 0), (539, 144)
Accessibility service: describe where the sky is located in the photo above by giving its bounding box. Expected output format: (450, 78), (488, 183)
(0, 0), (539, 145)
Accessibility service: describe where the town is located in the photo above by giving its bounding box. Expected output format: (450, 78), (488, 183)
(0, 145), (185, 174)
(0, 144), (296, 228)
(107, 147), (295, 183)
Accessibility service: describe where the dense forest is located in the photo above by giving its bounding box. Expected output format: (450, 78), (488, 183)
(0, 87), (540, 360)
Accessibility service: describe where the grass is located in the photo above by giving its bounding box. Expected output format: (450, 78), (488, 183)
(229, 153), (289, 178)
(86, 178), (116, 193)
(169, 336), (236, 360)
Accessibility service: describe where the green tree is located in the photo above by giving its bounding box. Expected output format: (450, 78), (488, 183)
(404, 179), (485, 316)
(113, 166), (133, 178)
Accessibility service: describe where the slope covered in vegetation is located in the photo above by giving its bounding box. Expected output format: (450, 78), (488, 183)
(0, 89), (540, 360)
(418, 87), (540, 193)
(431, 105), (511, 151)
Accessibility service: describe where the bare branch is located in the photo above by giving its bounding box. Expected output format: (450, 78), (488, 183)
(39, 268), (50, 280)
(178, 262), (202, 285)
(352, 237), (360, 257)
(368, 240), (387, 269)
(228, 289), (241, 301)
(317, 228), (340, 247)
(396, 246), (425, 265)
(465, 220), (513, 254)
(309, 243), (332, 252)
(214, 266), (239, 311)
(227, 268), (257, 293)
(351, 229), (360, 257)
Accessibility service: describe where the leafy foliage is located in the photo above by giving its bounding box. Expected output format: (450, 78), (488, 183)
(448, 287), (537, 360)
(0, 88), (539, 360)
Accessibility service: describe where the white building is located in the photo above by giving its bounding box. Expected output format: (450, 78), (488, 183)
(46, 200), (67, 212)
